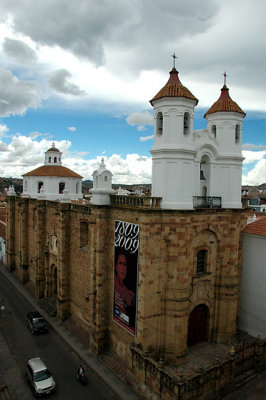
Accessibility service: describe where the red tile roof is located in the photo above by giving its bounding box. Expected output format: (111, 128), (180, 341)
(204, 85), (245, 118)
(23, 165), (83, 178)
(243, 217), (266, 236)
(150, 68), (198, 106)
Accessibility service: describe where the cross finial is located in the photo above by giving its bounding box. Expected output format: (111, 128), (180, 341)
(171, 53), (177, 68)
(223, 71), (228, 86)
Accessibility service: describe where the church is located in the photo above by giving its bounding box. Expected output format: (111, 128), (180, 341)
(7, 64), (257, 399)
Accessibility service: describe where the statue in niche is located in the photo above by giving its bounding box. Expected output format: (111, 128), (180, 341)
(47, 234), (58, 254)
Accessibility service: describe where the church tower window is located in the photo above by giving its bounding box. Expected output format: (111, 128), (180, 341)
(196, 249), (207, 274)
(235, 124), (240, 144)
(59, 182), (65, 194)
(54, 157), (57, 163)
(38, 181), (43, 193)
(49, 157), (51, 163)
(211, 125), (216, 138)
(183, 112), (190, 135)
(156, 112), (163, 135)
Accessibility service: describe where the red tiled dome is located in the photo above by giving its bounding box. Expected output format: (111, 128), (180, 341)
(47, 147), (60, 152)
(204, 85), (245, 118)
(150, 68), (198, 106)
(23, 165), (83, 178)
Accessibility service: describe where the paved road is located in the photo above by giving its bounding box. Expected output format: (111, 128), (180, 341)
(0, 271), (119, 400)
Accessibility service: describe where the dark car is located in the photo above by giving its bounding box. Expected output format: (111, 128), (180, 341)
(27, 311), (48, 334)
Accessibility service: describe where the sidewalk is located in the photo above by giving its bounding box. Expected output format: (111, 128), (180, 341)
(0, 264), (140, 400)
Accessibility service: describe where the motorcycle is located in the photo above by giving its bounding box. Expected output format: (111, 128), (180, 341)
(77, 370), (87, 385)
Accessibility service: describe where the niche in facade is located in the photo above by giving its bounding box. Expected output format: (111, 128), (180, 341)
(235, 124), (240, 144)
(183, 112), (190, 135)
(211, 124), (216, 138)
(156, 112), (163, 135)
(80, 221), (88, 252)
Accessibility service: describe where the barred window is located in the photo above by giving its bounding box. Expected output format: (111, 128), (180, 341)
(197, 250), (207, 274)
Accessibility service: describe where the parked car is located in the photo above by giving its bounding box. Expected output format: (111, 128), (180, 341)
(27, 311), (48, 334)
(25, 357), (56, 398)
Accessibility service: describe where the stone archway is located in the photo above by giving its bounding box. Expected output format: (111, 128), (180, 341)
(187, 304), (209, 347)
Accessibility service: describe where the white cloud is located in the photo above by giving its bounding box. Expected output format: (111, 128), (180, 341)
(0, 68), (40, 117)
(29, 131), (41, 138)
(0, 123), (9, 136)
(0, 1), (264, 111)
(29, 131), (52, 139)
(242, 158), (266, 186)
(126, 112), (153, 127)
(0, 137), (72, 177)
(68, 126), (76, 132)
(140, 135), (154, 142)
(242, 143), (266, 151)
(0, 141), (8, 151)
(242, 150), (266, 165)
(0, 136), (152, 183)
(3, 37), (37, 64)
(48, 69), (86, 96)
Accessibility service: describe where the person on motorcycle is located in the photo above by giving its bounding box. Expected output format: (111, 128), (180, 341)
(77, 365), (85, 377)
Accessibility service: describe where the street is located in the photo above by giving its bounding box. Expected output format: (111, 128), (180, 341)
(0, 270), (119, 399)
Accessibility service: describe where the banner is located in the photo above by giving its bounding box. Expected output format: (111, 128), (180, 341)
(113, 220), (139, 335)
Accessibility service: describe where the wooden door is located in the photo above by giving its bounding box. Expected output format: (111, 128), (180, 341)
(187, 304), (209, 347)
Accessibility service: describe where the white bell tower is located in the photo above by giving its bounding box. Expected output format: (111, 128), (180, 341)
(204, 73), (245, 208)
(150, 65), (245, 210)
(150, 62), (198, 209)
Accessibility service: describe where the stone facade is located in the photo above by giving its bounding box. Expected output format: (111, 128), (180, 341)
(7, 196), (246, 360)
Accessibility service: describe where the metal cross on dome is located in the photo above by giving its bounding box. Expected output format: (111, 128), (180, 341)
(171, 53), (177, 68)
(223, 71), (228, 86)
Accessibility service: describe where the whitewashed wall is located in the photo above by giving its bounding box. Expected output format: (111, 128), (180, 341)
(239, 233), (266, 338)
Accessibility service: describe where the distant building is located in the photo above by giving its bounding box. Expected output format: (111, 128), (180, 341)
(22, 142), (83, 201)
(240, 217), (266, 337)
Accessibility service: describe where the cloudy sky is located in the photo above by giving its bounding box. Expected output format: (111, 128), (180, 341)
(0, 0), (265, 186)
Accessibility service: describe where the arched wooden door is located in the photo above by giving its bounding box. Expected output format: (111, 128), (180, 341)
(187, 304), (209, 347)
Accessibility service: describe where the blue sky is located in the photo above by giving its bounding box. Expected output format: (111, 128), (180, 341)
(0, 0), (265, 185)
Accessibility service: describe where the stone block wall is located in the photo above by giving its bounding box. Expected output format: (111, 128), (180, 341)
(6, 197), (247, 367)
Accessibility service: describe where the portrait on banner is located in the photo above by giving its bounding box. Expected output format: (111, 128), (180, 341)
(113, 220), (139, 335)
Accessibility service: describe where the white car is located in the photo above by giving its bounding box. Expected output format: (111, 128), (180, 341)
(25, 357), (56, 397)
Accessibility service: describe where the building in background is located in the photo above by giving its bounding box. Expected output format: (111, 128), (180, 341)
(22, 142), (83, 201)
